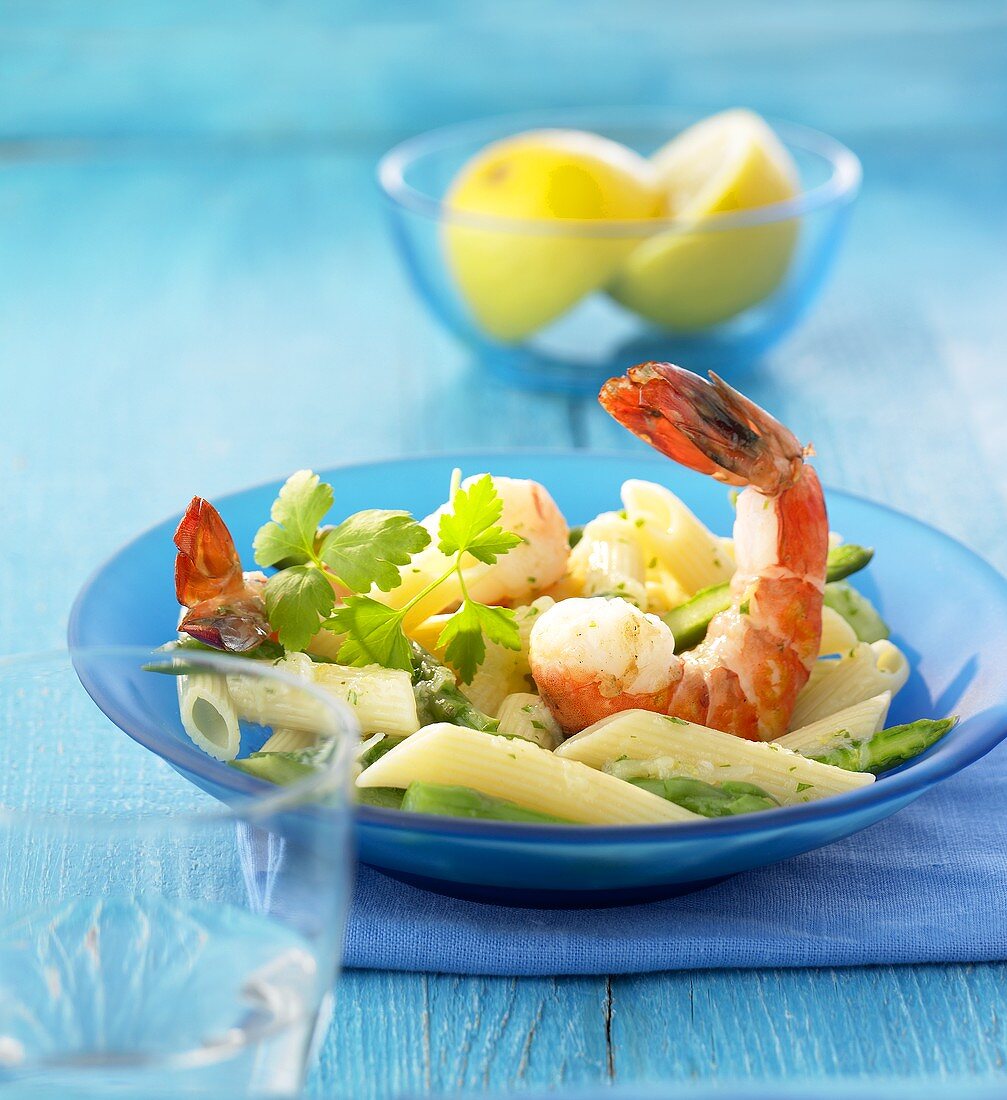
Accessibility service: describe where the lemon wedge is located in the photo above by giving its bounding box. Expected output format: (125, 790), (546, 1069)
(444, 130), (662, 342)
(609, 109), (801, 331)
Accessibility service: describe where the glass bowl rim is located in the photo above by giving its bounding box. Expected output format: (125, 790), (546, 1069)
(0, 645), (359, 832)
(377, 106), (863, 237)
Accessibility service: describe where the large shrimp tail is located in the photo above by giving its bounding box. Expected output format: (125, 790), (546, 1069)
(174, 496), (272, 654)
(174, 496), (246, 606)
(599, 362), (809, 495)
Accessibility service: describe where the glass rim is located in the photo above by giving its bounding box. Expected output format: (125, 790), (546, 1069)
(376, 106), (863, 237)
(0, 645), (359, 831)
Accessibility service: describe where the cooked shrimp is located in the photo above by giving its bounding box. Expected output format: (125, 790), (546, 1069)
(465, 476), (569, 605)
(382, 476), (570, 628)
(174, 497), (271, 653)
(529, 363), (827, 741)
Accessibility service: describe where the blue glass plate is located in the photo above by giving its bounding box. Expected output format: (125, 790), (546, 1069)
(69, 452), (1007, 907)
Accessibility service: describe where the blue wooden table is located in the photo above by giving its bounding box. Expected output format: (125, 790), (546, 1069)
(2, 3), (1006, 1096)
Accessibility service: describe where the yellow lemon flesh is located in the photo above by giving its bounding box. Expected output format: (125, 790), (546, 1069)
(609, 109), (801, 331)
(444, 130), (662, 342)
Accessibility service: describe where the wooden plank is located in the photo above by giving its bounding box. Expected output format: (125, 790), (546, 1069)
(0, 147), (575, 655)
(610, 963), (1007, 1084)
(310, 970), (611, 1099)
(582, 133), (1007, 567)
(1, 3), (1004, 142)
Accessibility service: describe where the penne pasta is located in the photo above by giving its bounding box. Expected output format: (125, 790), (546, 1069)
(228, 653), (418, 738)
(818, 605), (860, 656)
(775, 692), (892, 755)
(177, 672), (241, 761)
(789, 640), (909, 731)
(258, 726), (319, 754)
(496, 692), (562, 750)
(621, 479), (735, 595)
(644, 569), (692, 616)
(357, 723), (699, 824)
(556, 709), (874, 804)
(458, 597), (555, 716)
(226, 658), (332, 734)
(311, 663), (420, 737)
(573, 512), (648, 608)
(406, 613), (452, 658)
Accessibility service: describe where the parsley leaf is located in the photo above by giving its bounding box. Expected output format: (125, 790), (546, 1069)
(437, 475), (522, 563)
(253, 470), (334, 568)
(253, 471), (433, 652)
(319, 510), (430, 593)
(264, 566), (335, 652)
(438, 599), (521, 684)
(329, 474), (523, 679)
(327, 597), (413, 672)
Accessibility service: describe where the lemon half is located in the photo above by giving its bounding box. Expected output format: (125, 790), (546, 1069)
(609, 109), (801, 331)
(444, 130), (662, 342)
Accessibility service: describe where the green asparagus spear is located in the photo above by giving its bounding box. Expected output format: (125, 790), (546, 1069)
(825, 544), (875, 583)
(358, 734), (405, 769)
(357, 786), (406, 810)
(823, 582), (889, 642)
(400, 781), (574, 823)
(663, 544), (876, 653)
(663, 585), (733, 652)
(627, 776), (779, 817)
(231, 747), (405, 808)
(806, 717), (958, 774)
(229, 751), (315, 785)
(408, 641), (500, 732)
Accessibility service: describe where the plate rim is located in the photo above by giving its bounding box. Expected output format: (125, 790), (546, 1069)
(68, 448), (1007, 844)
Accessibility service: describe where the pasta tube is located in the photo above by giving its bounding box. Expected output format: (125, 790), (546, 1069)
(228, 654), (419, 737)
(259, 726), (319, 754)
(789, 640), (909, 731)
(177, 673), (241, 761)
(406, 613), (452, 658)
(460, 597), (555, 717)
(496, 692), (562, 750)
(556, 710), (874, 804)
(818, 606), (860, 656)
(645, 570), (691, 616)
(621, 479), (734, 595)
(311, 663), (420, 737)
(573, 512), (648, 608)
(775, 692), (891, 755)
(357, 724), (699, 825)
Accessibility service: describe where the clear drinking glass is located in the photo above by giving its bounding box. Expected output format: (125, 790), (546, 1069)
(0, 647), (358, 1099)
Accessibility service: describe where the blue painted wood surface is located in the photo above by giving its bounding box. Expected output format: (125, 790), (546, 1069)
(2, 3), (1006, 1097)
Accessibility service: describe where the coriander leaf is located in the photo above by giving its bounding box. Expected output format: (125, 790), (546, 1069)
(253, 470), (334, 568)
(437, 474), (504, 557)
(264, 566), (335, 652)
(326, 596), (412, 672)
(438, 599), (520, 684)
(319, 510), (431, 593)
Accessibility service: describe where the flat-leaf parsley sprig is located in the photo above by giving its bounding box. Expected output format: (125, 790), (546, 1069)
(252, 470), (431, 651)
(327, 475), (523, 681)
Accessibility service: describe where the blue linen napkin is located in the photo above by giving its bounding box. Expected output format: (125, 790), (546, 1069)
(342, 742), (1007, 975)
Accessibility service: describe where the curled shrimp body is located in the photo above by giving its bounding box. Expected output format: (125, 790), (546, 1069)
(529, 362), (828, 741)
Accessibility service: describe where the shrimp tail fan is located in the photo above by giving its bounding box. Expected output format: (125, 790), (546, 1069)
(599, 362), (809, 494)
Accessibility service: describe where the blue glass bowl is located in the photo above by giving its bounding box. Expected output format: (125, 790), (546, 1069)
(378, 109), (861, 393)
(69, 453), (1007, 908)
